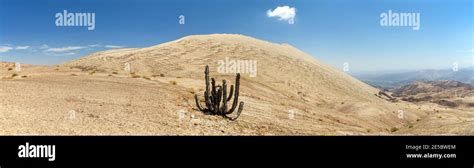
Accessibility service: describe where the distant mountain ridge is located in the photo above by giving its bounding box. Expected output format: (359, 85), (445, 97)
(389, 80), (474, 109)
(354, 67), (474, 89)
(391, 80), (473, 97)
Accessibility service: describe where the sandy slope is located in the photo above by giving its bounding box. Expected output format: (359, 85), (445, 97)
(1, 34), (472, 135)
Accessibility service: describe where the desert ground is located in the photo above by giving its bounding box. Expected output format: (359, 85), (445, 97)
(1, 34), (473, 135)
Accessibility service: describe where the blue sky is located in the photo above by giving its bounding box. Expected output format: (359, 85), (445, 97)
(0, 0), (472, 73)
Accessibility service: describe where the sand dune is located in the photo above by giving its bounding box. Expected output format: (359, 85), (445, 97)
(1, 34), (472, 135)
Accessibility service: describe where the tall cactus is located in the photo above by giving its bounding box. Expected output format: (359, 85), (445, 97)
(194, 65), (244, 120)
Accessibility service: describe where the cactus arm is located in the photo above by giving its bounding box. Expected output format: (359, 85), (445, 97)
(227, 73), (241, 114)
(204, 91), (212, 111)
(207, 92), (215, 112)
(205, 65), (210, 91)
(210, 78), (217, 107)
(204, 65), (211, 108)
(210, 78), (218, 112)
(211, 78), (216, 97)
(214, 86), (222, 114)
(225, 102), (244, 121)
(194, 95), (205, 111)
(226, 85), (234, 102)
(222, 80), (227, 115)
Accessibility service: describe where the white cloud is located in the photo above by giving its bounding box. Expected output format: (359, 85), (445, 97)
(105, 45), (124, 49)
(7, 44), (126, 56)
(57, 52), (76, 56)
(40, 44), (49, 49)
(267, 6), (296, 23)
(44, 46), (86, 53)
(15, 46), (30, 50)
(48, 52), (77, 56)
(89, 44), (101, 47)
(0, 46), (13, 53)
